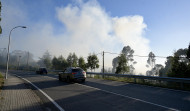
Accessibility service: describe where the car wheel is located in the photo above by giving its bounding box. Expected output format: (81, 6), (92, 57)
(81, 79), (85, 83)
(59, 75), (62, 81)
(66, 76), (70, 83)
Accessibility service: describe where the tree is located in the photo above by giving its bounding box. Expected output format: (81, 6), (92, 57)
(146, 52), (157, 76)
(112, 57), (118, 73)
(38, 51), (52, 69)
(78, 57), (87, 71)
(112, 45), (136, 74)
(187, 43), (190, 61)
(86, 53), (99, 72)
(67, 53), (78, 67)
(52, 56), (58, 69)
(161, 47), (190, 78)
(159, 56), (173, 77)
(52, 55), (69, 70)
(122, 46), (136, 74)
(167, 49), (189, 78)
(59, 56), (69, 69)
(115, 54), (129, 74)
(147, 52), (156, 69)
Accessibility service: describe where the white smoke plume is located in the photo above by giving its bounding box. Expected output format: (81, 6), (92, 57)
(1, 0), (151, 74)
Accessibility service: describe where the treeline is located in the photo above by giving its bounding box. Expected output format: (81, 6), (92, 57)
(0, 49), (37, 70)
(159, 43), (190, 78)
(39, 51), (99, 72)
(1, 43), (190, 78)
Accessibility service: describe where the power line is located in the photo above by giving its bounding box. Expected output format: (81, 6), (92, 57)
(104, 51), (187, 59)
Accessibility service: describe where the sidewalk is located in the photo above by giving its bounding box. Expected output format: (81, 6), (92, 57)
(0, 74), (44, 111)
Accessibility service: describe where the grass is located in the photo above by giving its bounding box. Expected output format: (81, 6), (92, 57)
(0, 72), (4, 91)
(88, 74), (190, 91)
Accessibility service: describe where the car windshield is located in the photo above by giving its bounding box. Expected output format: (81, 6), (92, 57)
(72, 69), (83, 72)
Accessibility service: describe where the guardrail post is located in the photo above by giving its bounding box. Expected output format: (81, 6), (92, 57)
(134, 78), (136, 83)
(158, 80), (161, 86)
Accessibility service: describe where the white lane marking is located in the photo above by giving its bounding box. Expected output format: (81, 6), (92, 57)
(76, 83), (179, 111)
(14, 74), (65, 111)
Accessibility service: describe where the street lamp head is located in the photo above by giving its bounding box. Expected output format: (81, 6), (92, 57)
(22, 26), (27, 28)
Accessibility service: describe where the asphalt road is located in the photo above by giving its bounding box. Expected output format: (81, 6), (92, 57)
(8, 71), (190, 111)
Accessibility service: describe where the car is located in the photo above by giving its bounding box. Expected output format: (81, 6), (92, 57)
(59, 67), (86, 83)
(36, 67), (48, 74)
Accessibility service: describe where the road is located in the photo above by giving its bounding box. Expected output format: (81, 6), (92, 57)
(9, 71), (190, 111)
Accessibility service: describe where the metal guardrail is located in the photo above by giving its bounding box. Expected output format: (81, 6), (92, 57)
(86, 72), (190, 84)
(52, 70), (190, 89)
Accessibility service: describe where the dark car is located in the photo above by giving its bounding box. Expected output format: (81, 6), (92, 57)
(36, 67), (48, 74)
(59, 67), (86, 83)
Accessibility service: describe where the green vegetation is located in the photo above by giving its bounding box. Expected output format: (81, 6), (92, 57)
(38, 51), (52, 69)
(1, 42), (190, 79)
(86, 53), (99, 72)
(112, 46), (136, 74)
(78, 57), (87, 71)
(52, 55), (69, 70)
(0, 72), (4, 91)
(67, 53), (78, 67)
(115, 54), (129, 74)
(88, 74), (190, 91)
(160, 43), (190, 78)
(51, 53), (99, 71)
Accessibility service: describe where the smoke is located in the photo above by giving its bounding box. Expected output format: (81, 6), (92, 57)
(1, 0), (151, 74)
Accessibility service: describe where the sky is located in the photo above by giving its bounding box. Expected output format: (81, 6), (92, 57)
(1, 0), (190, 74)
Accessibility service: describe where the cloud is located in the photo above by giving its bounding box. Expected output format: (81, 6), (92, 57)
(55, 0), (150, 74)
(112, 16), (150, 74)
(1, 0), (151, 74)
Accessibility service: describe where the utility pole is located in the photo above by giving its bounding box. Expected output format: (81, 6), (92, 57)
(26, 51), (29, 70)
(103, 51), (104, 73)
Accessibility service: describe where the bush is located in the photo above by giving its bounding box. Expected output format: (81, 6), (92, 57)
(0, 72), (3, 78)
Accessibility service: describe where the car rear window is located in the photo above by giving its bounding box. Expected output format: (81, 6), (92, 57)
(72, 69), (83, 72)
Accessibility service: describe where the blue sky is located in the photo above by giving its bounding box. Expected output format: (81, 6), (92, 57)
(1, 0), (190, 74)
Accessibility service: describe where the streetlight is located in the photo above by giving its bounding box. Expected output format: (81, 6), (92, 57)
(17, 55), (21, 70)
(5, 26), (26, 79)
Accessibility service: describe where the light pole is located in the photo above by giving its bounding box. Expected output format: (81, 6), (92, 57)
(5, 26), (26, 79)
(17, 55), (21, 70)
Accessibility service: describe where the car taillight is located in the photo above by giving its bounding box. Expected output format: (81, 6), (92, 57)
(72, 72), (77, 74)
(83, 71), (86, 74)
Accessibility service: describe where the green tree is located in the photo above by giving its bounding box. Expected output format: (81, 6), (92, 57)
(159, 56), (173, 77)
(67, 53), (78, 67)
(87, 53), (99, 72)
(112, 45), (136, 74)
(115, 54), (129, 74)
(52, 55), (69, 70)
(187, 43), (190, 61)
(147, 52), (156, 69)
(167, 48), (190, 78)
(122, 46), (136, 74)
(78, 57), (87, 71)
(112, 57), (118, 73)
(52, 56), (58, 69)
(38, 51), (52, 69)
(59, 55), (69, 69)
